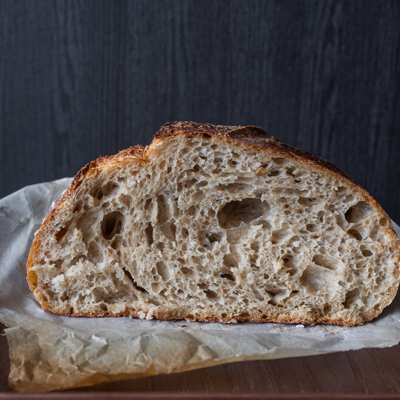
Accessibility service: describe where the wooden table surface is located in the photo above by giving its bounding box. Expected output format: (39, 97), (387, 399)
(2, 323), (400, 399)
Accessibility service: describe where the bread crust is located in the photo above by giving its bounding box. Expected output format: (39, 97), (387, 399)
(27, 122), (400, 326)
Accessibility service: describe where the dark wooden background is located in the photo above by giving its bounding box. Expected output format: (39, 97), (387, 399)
(0, 0), (399, 225)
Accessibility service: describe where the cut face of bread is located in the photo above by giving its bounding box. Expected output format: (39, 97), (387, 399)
(27, 122), (400, 326)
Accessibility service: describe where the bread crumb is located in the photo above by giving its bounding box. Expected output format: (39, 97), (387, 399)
(177, 324), (187, 327)
(296, 324), (305, 328)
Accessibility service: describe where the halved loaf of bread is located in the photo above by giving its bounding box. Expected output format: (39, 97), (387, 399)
(27, 122), (400, 326)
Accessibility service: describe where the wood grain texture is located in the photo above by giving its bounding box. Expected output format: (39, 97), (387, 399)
(0, 0), (399, 220)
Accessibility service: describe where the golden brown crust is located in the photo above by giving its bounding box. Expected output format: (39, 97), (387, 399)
(27, 121), (400, 325)
(155, 121), (354, 183)
(35, 305), (368, 327)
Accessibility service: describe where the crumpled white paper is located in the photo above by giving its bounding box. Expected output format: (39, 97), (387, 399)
(1, 178), (400, 392)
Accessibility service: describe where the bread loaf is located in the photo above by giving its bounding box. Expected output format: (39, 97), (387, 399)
(27, 122), (400, 326)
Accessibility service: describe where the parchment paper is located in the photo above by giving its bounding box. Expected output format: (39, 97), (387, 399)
(1, 178), (400, 392)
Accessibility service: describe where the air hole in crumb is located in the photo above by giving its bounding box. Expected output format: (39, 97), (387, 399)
(181, 267), (195, 277)
(198, 283), (208, 290)
(87, 241), (104, 263)
(145, 223), (154, 245)
(206, 232), (221, 243)
(223, 254), (238, 269)
(181, 228), (189, 238)
(194, 257), (208, 274)
(192, 164), (201, 172)
(272, 187), (303, 196)
(218, 198), (270, 229)
(60, 293), (69, 302)
(155, 242), (164, 251)
(56, 227), (68, 242)
(266, 287), (287, 305)
(298, 197), (318, 207)
(379, 218), (388, 227)
(268, 170), (280, 177)
(123, 267), (147, 294)
(157, 195), (177, 241)
(272, 157), (287, 165)
(221, 273), (235, 281)
(313, 254), (339, 271)
(369, 226), (379, 240)
(99, 303), (108, 311)
(362, 249), (373, 257)
(345, 201), (373, 223)
(306, 224), (317, 232)
(144, 198), (152, 211)
(344, 195), (354, 203)
(187, 206), (196, 216)
(102, 182), (118, 196)
(151, 282), (160, 293)
(271, 228), (289, 244)
(343, 288), (360, 309)
(101, 211), (123, 240)
(204, 290), (219, 299)
(90, 186), (104, 200)
(286, 166), (295, 176)
(348, 229), (362, 241)
(202, 133), (212, 140)
(252, 287), (263, 301)
(216, 183), (252, 192)
(324, 304), (332, 313)
(251, 242), (259, 252)
(156, 261), (170, 281)
(132, 280), (148, 294)
(282, 255), (297, 275)
(73, 203), (82, 213)
(257, 220), (271, 230)
(300, 266), (327, 292)
(160, 222), (177, 241)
